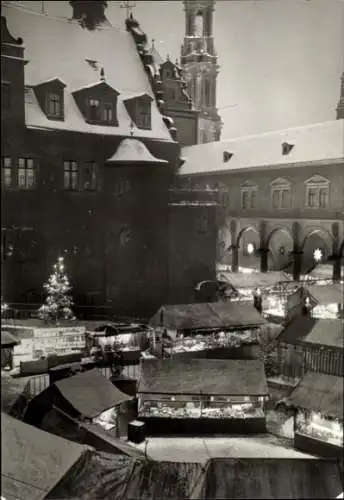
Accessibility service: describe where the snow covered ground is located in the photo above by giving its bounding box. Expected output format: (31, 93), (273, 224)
(128, 435), (316, 463)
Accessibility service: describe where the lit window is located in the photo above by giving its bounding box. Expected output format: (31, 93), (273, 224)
(1, 157), (12, 188)
(84, 162), (98, 190)
(64, 161), (78, 190)
(46, 93), (62, 117)
(88, 98), (100, 121)
(102, 103), (113, 122)
(18, 158), (36, 189)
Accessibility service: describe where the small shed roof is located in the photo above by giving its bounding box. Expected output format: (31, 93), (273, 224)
(1, 373), (30, 414)
(287, 372), (343, 419)
(300, 319), (344, 349)
(278, 316), (344, 348)
(1, 330), (20, 348)
(223, 271), (291, 291)
(138, 358), (268, 396)
(1, 412), (86, 500)
(307, 283), (343, 305)
(149, 302), (267, 331)
(54, 368), (132, 418)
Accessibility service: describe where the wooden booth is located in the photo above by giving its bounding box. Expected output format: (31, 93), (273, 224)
(149, 302), (267, 360)
(287, 372), (343, 458)
(137, 358), (269, 435)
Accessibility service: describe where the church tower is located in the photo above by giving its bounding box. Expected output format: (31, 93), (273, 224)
(181, 0), (222, 143)
(336, 71), (344, 119)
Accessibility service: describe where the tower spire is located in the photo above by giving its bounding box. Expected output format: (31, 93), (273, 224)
(336, 71), (344, 120)
(180, 0), (222, 143)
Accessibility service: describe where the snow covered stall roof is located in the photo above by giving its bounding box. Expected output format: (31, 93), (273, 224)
(278, 316), (344, 349)
(138, 358), (268, 396)
(53, 368), (132, 418)
(287, 372), (343, 420)
(220, 271), (292, 291)
(2, 6), (173, 141)
(150, 302), (267, 331)
(49, 454), (343, 499)
(1, 412), (88, 500)
(180, 119), (344, 176)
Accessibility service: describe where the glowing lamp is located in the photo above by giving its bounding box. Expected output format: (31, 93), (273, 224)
(247, 243), (255, 255)
(313, 248), (323, 262)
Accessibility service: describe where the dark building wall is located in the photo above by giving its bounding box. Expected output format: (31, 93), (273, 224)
(167, 203), (217, 304)
(166, 109), (198, 147)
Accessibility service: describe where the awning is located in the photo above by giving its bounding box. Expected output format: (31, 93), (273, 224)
(1, 412), (87, 500)
(138, 358), (268, 396)
(223, 271), (292, 291)
(287, 372), (343, 419)
(1, 330), (19, 348)
(54, 369), (132, 418)
(149, 302), (267, 331)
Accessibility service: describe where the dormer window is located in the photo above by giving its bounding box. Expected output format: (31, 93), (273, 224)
(46, 93), (62, 118)
(72, 81), (119, 126)
(136, 100), (151, 129)
(123, 93), (153, 131)
(33, 78), (66, 121)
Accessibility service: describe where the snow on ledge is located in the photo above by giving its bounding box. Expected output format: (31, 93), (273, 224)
(107, 138), (168, 164)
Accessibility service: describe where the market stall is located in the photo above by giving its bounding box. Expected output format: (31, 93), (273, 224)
(137, 358), (269, 434)
(287, 371), (343, 458)
(149, 302), (267, 359)
(86, 322), (151, 364)
(305, 283), (344, 319)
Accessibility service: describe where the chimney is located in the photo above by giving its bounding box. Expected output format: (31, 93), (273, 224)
(70, 1), (108, 30)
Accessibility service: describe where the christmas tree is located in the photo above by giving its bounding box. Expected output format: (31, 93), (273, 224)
(1, 296), (9, 318)
(38, 256), (75, 323)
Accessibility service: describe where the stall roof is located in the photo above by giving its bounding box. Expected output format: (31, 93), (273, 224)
(54, 368), (132, 418)
(1, 330), (20, 348)
(149, 302), (267, 331)
(138, 358), (268, 396)
(1, 372), (30, 414)
(300, 319), (344, 350)
(278, 316), (344, 348)
(287, 372), (343, 419)
(1, 412), (87, 500)
(220, 271), (291, 291)
(48, 454), (343, 499)
(307, 283), (344, 305)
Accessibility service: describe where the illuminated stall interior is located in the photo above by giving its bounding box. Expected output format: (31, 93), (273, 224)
(86, 323), (151, 353)
(137, 358), (268, 421)
(287, 372), (343, 449)
(149, 302), (267, 356)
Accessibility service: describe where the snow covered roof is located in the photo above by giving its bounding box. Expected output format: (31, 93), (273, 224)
(180, 120), (344, 176)
(3, 6), (172, 141)
(107, 138), (168, 164)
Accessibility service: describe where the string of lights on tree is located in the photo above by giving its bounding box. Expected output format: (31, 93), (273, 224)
(38, 256), (75, 323)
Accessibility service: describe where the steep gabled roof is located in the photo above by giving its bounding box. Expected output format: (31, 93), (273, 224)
(106, 138), (168, 164)
(3, 6), (172, 141)
(180, 119), (344, 176)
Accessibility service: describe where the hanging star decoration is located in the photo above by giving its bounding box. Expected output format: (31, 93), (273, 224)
(313, 248), (323, 262)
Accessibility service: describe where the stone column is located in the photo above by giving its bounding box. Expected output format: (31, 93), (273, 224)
(231, 245), (239, 273)
(332, 255), (342, 282)
(259, 248), (269, 273)
(292, 250), (303, 282)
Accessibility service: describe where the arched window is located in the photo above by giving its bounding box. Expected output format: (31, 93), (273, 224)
(195, 10), (204, 37)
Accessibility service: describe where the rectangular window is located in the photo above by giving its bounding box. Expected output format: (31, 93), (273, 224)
(102, 103), (113, 122)
(307, 187), (317, 208)
(83, 162), (98, 190)
(88, 98), (100, 121)
(18, 158), (36, 189)
(1, 83), (11, 110)
(47, 93), (62, 117)
(319, 187), (328, 208)
(272, 190), (279, 209)
(1, 157), (12, 188)
(136, 101), (151, 129)
(281, 189), (290, 208)
(250, 189), (257, 208)
(242, 190), (249, 209)
(64, 161), (78, 190)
